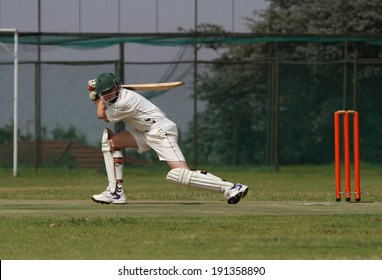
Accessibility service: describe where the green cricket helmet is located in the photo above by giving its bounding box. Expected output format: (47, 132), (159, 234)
(95, 72), (122, 96)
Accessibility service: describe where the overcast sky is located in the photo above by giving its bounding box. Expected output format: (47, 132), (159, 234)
(0, 0), (268, 33)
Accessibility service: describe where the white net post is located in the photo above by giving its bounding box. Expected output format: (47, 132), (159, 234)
(0, 29), (18, 176)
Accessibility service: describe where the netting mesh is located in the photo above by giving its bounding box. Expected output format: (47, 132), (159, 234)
(1, 35), (382, 167)
(0, 59), (197, 143)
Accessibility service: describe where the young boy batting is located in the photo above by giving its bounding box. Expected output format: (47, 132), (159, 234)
(88, 72), (249, 204)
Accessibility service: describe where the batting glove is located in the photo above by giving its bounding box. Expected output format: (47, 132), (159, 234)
(88, 79), (98, 101)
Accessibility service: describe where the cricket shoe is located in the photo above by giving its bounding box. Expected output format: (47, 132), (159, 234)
(224, 183), (249, 204)
(92, 187), (127, 204)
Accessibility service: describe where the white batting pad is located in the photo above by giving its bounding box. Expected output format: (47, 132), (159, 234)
(101, 128), (117, 193)
(166, 168), (234, 193)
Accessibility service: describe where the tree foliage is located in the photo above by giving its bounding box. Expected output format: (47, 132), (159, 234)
(51, 125), (87, 144)
(0, 125), (13, 144)
(184, 0), (382, 165)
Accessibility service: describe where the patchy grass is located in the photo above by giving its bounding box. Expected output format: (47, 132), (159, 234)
(0, 165), (381, 260)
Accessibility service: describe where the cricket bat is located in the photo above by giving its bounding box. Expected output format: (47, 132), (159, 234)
(121, 81), (185, 91)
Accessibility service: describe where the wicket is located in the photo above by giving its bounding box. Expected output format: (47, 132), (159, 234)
(334, 110), (361, 202)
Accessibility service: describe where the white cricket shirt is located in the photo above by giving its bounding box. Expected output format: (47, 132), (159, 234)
(105, 89), (167, 132)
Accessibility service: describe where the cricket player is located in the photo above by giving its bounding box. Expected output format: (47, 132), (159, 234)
(88, 72), (249, 204)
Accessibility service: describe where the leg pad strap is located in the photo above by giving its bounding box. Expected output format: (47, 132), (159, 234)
(166, 168), (233, 193)
(101, 128), (117, 193)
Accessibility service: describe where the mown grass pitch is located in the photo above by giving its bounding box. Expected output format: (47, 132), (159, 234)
(0, 164), (381, 260)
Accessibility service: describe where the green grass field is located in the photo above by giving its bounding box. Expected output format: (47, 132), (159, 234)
(0, 164), (381, 260)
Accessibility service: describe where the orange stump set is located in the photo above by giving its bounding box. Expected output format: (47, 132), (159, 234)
(334, 110), (361, 202)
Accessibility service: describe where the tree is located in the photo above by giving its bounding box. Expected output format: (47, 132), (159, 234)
(51, 125), (87, 144)
(184, 0), (382, 165)
(0, 125), (13, 144)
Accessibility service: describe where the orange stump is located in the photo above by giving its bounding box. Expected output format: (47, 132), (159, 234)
(334, 112), (341, 201)
(353, 112), (360, 202)
(334, 110), (361, 202)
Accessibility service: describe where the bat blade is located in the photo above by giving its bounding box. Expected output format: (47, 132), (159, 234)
(121, 81), (185, 91)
